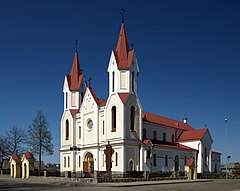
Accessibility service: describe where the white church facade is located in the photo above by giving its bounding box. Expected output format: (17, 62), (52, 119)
(60, 22), (220, 177)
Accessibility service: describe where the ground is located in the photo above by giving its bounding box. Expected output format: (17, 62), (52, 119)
(0, 176), (240, 191)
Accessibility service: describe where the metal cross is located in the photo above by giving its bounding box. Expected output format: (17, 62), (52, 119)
(120, 8), (125, 23)
(74, 40), (79, 52)
(88, 76), (92, 87)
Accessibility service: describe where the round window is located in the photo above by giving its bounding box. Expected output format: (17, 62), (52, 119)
(87, 119), (93, 131)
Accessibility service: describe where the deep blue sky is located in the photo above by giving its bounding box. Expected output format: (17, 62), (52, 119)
(0, 0), (239, 164)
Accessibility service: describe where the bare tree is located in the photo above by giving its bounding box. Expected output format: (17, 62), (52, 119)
(5, 125), (26, 156)
(0, 135), (9, 167)
(27, 111), (54, 176)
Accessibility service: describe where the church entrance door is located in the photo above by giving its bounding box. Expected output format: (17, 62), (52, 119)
(83, 153), (94, 173)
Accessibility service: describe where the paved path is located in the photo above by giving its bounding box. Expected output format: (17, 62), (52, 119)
(1, 175), (240, 191)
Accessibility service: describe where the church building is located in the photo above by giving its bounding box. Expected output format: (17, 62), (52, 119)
(60, 21), (220, 177)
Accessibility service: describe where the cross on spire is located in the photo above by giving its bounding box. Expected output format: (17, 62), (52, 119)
(120, 8), (125, 23)
(74, 40), (79, 52)
(88, 76), (92, 87)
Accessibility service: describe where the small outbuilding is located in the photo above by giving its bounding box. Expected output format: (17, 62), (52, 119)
(9, 154), (21, 178)
(21, 151), (35, 178)
(185, 158), (197, 180)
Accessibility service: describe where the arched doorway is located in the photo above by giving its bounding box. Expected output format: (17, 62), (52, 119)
(174, 155), (179, 177)
(11, 164), (14, 177)
(23, 163), (27, 178)
(83, 152), (94, 173)
(129, 160), (134, 172)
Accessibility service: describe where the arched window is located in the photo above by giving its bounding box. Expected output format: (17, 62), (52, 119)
(79, 156), (81, 167)
(81, 92), (84, 103)
(172, 134), (175, 143)
(205, 147), (208, 166)
(112, 106), (116, 132)
(64, 157), (66, 168)
(153, 130), (157, 140)
(115, 152), (118, 166)
(79, 126), (81, 139)
(130, 106), (135, 131)
(131, 72), (134, 92)
(65, 120), (69, 140)
(146, 146), (151, 158)
(112, 72), (115, 92)
(163, 132), (166, 142)
(165, 155), (168, 166)
(66, 92), (68, 108)
(143, 128), (147, 139)
(153, 153), (157, 166)
(68, 156), (70, 167)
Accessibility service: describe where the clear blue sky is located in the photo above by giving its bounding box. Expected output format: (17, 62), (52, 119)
(0, 0), (239, 164)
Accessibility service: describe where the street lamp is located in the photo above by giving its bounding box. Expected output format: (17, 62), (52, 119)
(225, 118), (229, 179)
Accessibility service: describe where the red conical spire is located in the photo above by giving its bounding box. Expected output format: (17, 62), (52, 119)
(115, 23), (132, 69)
(68, 52), (83, 91)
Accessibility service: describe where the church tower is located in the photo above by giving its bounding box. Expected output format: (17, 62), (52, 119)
(60, 48), (86, 174)
(106, 21), (142, 172)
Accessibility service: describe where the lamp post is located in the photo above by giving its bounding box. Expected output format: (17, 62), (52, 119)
(225, 118), (228, 179)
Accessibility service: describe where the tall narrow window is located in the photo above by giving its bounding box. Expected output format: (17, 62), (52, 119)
(163, 132), (166, 142)
(68, 156), (70, 167)
(184, 156), (187, 165)
(79, 156), (81, 167)
(153, 130), (157, 140)
(64, 157), (66, 168)
(79, 126), (81, 139)
(66, 92), (68, 108)
(130, 106), (135, 131)
(65, 120), (69, 140)
(115, 152), (118, 166)
(131, 72), (134, 92)
(153, 153), (156, 166)
(112, 106), (116, 132)
(112, 72), (115, 92)
(172, 134), (175, 143)
(165, 155), (168, 166)
(102, 154), (104, 167)
(143, 128), (147, 139)
(81, 92), (84, 103)
(205, 147), (208, 166)
(103, 121), (104, 135)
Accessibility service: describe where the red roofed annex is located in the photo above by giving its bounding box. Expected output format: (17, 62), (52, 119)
(60, 18), (220, 179)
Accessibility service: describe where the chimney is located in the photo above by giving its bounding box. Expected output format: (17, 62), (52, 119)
(183, 114), (187, 124)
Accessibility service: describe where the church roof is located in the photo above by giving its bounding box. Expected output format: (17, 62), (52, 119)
(24, 151), (35, 160)
(142, 139), (196, 151)
(89, 88), (107, 107)
(177, 128), (208, 142)
(114, 23), (134, 69)
(153, 143), (197, 151)
(142, 111), (194, 131)
(67, 52), (83, 91)
(11, 153), (21, 161)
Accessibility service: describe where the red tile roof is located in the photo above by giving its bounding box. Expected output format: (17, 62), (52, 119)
(24, 151), (34, 160)
(114, 23), (134, 69)
(153, 143), (197, 151)
(142, 111), (194, 131)
(185, 158), (195, 166)
(67, 52), (83, 91)
(177, 128), (208, 142)
(11, 153), (21, 161)
(89, 88), (107, 107)
(70, 109), (79, 118)
(118, 93), (130, 103)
